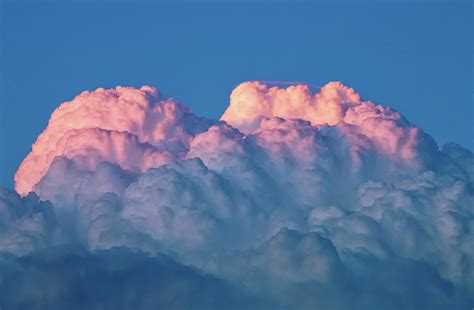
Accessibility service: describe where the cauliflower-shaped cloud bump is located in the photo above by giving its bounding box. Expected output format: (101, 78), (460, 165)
(221, 81), (361, 132)
(222, 81), (437, 167)
(0, 188), (55, 255)
(15, 86), (215, 195)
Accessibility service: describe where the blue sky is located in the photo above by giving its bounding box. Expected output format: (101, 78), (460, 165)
(0, 1), (472, 188)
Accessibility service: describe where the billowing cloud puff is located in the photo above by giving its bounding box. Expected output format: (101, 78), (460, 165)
(221, 81), (361, 131)
(3, 81), (474, 309)
(222, 81), (438, 167)
(15, 86), (216, 196)
(0, 188), (55, 256)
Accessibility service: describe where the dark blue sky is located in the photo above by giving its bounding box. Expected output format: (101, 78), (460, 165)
(0, 2), (472, 188)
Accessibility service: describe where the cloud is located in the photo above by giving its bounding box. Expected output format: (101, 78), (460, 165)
(0, 188), (55, 256)
(14, 86), (216, 196)
(208, 229), (467, 309)
(3, 81), (474, 308)
(221, 81), (361, 132)
(221, 81), (438, 167)
(0, 246), (265, 310)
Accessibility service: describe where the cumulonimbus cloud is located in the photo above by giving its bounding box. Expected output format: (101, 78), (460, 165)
(2, 81), (473, 309)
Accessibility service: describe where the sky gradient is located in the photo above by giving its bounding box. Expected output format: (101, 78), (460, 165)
(1, 2), (472, 188)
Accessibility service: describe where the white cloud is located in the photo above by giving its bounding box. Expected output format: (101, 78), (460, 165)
(3, 81), (473, 309)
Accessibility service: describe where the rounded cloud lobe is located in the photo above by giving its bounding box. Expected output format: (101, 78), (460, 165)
(14, 86), (215, 196)
(3, 81), (474, 309)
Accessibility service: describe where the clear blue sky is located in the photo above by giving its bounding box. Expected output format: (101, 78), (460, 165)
(0, 1), (472, 188)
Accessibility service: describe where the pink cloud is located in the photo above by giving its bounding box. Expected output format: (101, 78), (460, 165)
(15, 86), (213, 195)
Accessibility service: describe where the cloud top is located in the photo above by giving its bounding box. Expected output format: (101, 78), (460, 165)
(14, 86), (215, 195)
(221, 81), (360, 132)
(221, 81), (437, 166)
